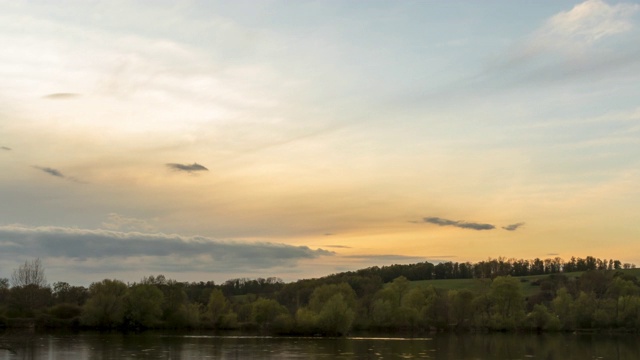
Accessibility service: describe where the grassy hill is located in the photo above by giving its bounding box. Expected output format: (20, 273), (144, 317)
(408, 268), (640, 297)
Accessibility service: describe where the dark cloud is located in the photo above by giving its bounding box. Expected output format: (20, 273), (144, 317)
(43, 93), (80, 99)
(547, 253), (560, 256)
(1, 146), (10, 151)
(32, 166), (85, 183)
(423, 217), (495, 231)
(502, 222), (525, 231)
(323, 244), (351, 249)
(0, 225), (333, 273)
(166, 162), (208, 172)
(33, 166), (64, 178)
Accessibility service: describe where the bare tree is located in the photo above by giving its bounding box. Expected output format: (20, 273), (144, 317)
(11, 258), (47, 288)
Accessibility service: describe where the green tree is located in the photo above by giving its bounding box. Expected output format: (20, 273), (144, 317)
(124, 284), (164, 328)
(371, 297), (394, 328)
(81, 279), (128, 328)
(52, 281), (88, 305)
(448, 289), (475, 329)
(8, 285), (52, 317)
(295, 308), (318, 334)
(388, 276), (411, 307)
(207, 288), (231, 328)
(606, 277), (639, 324)
(472, 294), (492, 328)
(618, 295), (640, 328)
(488, 276), (525, 329)
(309, 283), (357, 312)
(252, 298), (289, 330)
(316, 293), (355, 336)
(526, 304), (560, 331)
(160, 281), (199, 328)
(370, 278), (423, 330)
(551, 287), (574, 330)
(573, 291), (596, 328)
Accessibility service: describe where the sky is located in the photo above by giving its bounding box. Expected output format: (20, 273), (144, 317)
(1, 0), (639, 286)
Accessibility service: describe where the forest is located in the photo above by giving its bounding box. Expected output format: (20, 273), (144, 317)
(1, 256), (639, 335)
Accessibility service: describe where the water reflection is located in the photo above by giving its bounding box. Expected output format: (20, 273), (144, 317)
(1, 331), (639, 359)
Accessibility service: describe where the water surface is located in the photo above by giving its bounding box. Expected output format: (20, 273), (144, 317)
(1, 331), (638, 359)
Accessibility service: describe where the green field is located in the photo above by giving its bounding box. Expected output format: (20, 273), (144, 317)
(409, 269), (640, 297)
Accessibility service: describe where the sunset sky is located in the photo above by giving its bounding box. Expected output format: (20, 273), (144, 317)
(1, 0), (639, 286)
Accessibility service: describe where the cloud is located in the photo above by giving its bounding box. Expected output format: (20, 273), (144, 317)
(543, 0), (638, 42)
(423, 217), (495, 231)
(166, 162), (209, 173)
(507, 0), (640, 71)
(518, 0), (639, 59)
(472, 0), (640, 91)
(1, 146), (10, 151)
(323, 244), (351, 249)
(0, 225), (334, 274)
(32, 166), (85, 183)
(33, 166), (64, 178)
(502, 222), (525, 231)
(101, 213), (156, 232)
(43, 93), (80, 100)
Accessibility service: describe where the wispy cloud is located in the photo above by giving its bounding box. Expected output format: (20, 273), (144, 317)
(0, 225), (334, 273)
(32, 166), (84, 183)
(101, 213), (157, 232)
(1, 146), (11, 151)
(33, 166), (64, 178)
(423, 217), (495, 231)
(323, 244), (351, 249)
(542, 0), (637, 43)
(514, 0), (639, 61)
(505, 0), (640, 79)
(43, 93), (80, 100)
(166, 162), (209, 173)
(502, 222), (526, 231)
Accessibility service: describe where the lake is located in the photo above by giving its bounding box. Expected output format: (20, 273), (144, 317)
(1, 331), (639, 359)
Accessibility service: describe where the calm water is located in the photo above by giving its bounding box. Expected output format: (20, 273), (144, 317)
(1, 331), (639, 359)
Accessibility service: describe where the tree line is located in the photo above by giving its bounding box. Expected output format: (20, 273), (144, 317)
(1, 256), (639, 335)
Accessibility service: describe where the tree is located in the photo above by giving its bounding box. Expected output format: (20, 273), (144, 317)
(309, 283), (357, 312)
(11, 258), (47, 287)
(52, 281), (89, 305)
(158, 280), (193, 327)
(81, 279), (128, 328)
(124, 284), (164, 328)
(8, 259), (51, 316)
(551, 287), (574, 330)
(0, 278), (8, 305)
(207, 288), (231, 328)
(489, 276), (525, 329)
(573, 291), (596, 328)
(449, 289), (475, 329)
(252, 298), (289, 330)
(316, 293), (355, 336)
(526, 304), (560, 331)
